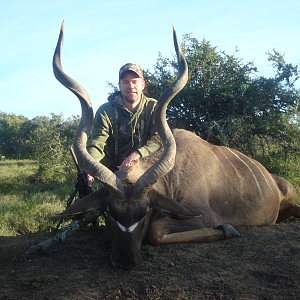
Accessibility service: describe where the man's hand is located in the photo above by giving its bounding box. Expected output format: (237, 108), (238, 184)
(86, 173), (94, 187)
(117, 151), (141, 170)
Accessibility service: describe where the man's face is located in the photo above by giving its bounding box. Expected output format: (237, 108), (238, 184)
(119, 72), (145, 105)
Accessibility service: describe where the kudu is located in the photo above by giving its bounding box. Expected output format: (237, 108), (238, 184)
(54, 21), (300, 270)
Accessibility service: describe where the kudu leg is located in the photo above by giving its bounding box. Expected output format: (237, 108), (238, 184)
(276, 204), (300, 223)
(147, 219), (239, 245)
(159, 228), (226, 244)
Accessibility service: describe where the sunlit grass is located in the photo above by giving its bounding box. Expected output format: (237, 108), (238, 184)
(0, 192), (65, 236)
(0, 159), (38, 179)
(0, 159), (74, 236)
(0, 159), (38, 193)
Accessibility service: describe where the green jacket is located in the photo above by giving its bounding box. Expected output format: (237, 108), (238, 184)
(87, 92), (161, 172)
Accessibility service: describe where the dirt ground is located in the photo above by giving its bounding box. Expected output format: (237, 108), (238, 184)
(0, 221), (300, 300)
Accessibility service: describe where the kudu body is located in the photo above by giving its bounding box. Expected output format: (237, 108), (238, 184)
(54, 22), (300, 270)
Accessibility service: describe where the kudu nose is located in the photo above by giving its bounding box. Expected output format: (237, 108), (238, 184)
(111, 251), (139, 270)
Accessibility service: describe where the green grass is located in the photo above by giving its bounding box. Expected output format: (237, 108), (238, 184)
(0, 159), (38, 193)
(0, 159), (74, 236)
(0, 192), (65, 236)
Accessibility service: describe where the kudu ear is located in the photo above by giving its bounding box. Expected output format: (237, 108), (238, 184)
(56, 188), (109, 219)
(148, 190), (202, 220)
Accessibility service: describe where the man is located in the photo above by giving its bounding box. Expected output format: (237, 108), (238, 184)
(86, 63), (161, 186)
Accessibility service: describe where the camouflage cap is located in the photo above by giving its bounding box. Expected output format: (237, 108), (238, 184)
(119, 63), (144, 81)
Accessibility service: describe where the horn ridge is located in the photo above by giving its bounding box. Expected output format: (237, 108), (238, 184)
(53, 21), (125, 197)
(133, 25), (188, 197)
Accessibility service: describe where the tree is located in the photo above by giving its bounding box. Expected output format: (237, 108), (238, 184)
(0, 112), (28, 159)
(25, 114), (80, 183)
(143, 34), (300, 156)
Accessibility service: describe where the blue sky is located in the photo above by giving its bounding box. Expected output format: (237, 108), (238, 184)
(1, 0), (299, 120)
